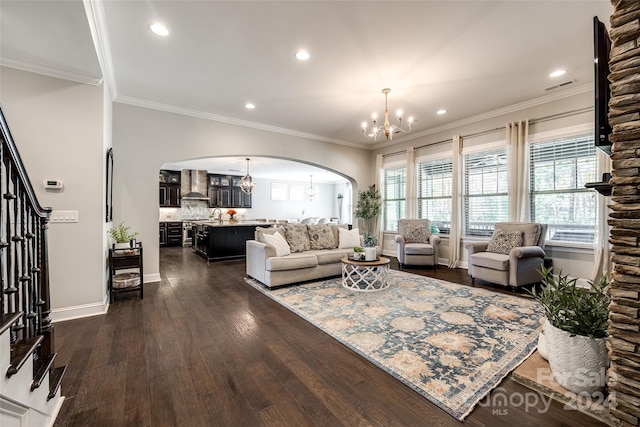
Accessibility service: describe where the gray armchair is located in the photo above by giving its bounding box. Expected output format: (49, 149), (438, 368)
(395, 219), (441, 268)
(465, 222), (547, 288)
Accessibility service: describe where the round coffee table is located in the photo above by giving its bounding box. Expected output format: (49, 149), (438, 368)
(341, 256), (391, 292)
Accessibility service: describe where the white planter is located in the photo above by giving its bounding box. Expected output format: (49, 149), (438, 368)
(113, 242), (131, 250)
(364, 247), (376, 261)
(544, 318), (608, 394)
(537, 331), (548, 360)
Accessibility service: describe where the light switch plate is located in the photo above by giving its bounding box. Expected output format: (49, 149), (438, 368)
(50, 210), (79, 223)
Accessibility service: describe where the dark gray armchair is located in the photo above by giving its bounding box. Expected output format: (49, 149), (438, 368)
(465, 222), (547, 288)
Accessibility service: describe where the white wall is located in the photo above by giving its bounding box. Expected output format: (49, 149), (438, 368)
(375, 88), (602, 280)
(112, 102), (371, 281)
(0, 67), (106, 318)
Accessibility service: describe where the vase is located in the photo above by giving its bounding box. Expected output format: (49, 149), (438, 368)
(544, 318), (609, 394)
(364, 247), (376, 261)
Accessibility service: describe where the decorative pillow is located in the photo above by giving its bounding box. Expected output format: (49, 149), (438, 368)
(402, 222), (429, 243)
(307, 224), (336, 250)
(486, 230), (523, 255)
(283, 223), (310, 253)
(255, 226), (285, 243)
(262, 232), (291, 257)
(338, 227), (361, 249)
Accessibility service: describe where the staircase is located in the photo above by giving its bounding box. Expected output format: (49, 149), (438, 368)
(0, 105), (66, 426)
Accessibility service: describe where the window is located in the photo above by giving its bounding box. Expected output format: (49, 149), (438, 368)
(383, 166), (406, 232)
(417, 158), (452, 234)
(464, 148), (508, 236)
(530, 134), (597, 243)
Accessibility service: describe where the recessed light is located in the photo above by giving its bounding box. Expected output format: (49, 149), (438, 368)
(549, 69), (566, 78)
(245, 103), (256, 109)
(295, 50), (310, 61)
(149, 22), (169, 36)
(436, 109), (447, 115)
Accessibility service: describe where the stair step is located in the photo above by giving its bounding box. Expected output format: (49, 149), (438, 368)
(47, 365), (67, 401)
(31, 353), (57, 391)
(6, 335), (43, 377)
(0, 311), (22, 335)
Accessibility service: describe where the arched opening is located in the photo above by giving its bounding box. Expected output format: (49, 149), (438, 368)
(158, 155), (356, 252)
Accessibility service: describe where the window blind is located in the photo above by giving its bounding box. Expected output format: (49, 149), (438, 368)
(383, 166), (406, 232)
(417, 158), (452, 234)
(530, 134), (597, 243)
(464, 148), (508, 236)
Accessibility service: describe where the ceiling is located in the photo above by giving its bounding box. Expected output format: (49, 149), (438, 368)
(0, 0), (614, 180)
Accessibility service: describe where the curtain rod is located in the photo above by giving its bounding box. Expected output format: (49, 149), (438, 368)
(382, 106), (592, 157)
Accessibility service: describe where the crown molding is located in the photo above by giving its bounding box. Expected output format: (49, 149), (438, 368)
(0, 57), (102, 86)
(84, 0), (117, 97)
(115, 94), (371, 150)
(370, 83), (592, 150)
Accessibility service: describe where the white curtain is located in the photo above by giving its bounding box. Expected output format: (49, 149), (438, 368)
(449, 135), (463, 268)
(592, 151), (612, 280)
(506, 120), (530, 222)
(375, 154), (384, 245)
(406, 147), (417, 218)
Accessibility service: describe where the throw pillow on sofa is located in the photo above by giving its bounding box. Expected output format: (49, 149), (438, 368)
(262, 232), (291, 257)
(486, 229), (523, 254)
(256, 225), (285, 243)
(283, 223), (311, 252)
(307, 224), (335, 250)
(338, 227), (361, 249)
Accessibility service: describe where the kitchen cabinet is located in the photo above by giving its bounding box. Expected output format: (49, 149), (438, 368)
(194, 224), (255, 261)
(159, 221), (182, 247)
(207, 173), (251, 208)
(159, 169), (181, 207)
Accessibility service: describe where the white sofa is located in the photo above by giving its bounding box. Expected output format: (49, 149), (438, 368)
(246, 223), (380, 288)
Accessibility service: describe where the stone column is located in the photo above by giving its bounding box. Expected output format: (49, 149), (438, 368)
(607, 1), (640, 426)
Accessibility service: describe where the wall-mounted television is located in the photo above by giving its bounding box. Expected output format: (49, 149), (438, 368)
(594, 16), (612, 155)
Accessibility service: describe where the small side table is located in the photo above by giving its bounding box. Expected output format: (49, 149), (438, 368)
(108, 243), (143, 302)
(341, 256), (391, 292)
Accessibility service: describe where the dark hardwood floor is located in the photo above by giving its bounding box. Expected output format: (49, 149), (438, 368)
(52, 247), (605, 426)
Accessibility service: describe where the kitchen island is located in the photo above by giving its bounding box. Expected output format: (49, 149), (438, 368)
(194, 221), (268, 262)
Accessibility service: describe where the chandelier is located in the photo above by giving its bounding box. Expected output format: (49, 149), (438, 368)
(306, 175), (315, 201)
(361, 88), (414, 141)
(239, 158), (255, 195)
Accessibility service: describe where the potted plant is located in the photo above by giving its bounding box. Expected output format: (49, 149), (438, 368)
(355, 184), (381, 237)
(530, 265), (610, 394)
(353, 246), (364, 261)
(227, 208), (238, 222)
(363, 234), (378, 261)
(108, 221), (139, 249)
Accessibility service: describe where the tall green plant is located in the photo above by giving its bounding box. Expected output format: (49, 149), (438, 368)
(529, 265), (610, 339)
(355, 184), (381, 237)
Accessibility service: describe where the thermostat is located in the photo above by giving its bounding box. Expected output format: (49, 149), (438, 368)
(43, 180), (63, 190)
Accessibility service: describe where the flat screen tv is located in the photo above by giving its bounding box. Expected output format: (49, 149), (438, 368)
(594, 16), (612, 155)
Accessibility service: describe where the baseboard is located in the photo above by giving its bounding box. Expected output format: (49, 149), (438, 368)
(145, 273), (161, 283)
(51, 295), (108, 323)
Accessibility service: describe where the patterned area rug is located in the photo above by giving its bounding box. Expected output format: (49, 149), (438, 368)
(245, 270), (542, 421)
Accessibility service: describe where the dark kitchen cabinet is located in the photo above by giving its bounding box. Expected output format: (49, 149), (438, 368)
(159, 170), (181, 207)
(159, 221), (182, 247)
(194, 224), (255, 261)
(207, 174), (251, 208)
(159, 184), (181, 207)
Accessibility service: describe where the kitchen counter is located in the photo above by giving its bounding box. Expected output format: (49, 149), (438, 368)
(194, 222), (268, 261)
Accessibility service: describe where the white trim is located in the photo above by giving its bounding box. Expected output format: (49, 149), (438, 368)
(0, 57), (102, 86)
(145, 272), (161, 283)
(114, 95), (365, 148)
(415, 152), (453, 164)
(51, 297), (108, 323)
(84, 0), (115, 94)
(371, 84), (592, 150)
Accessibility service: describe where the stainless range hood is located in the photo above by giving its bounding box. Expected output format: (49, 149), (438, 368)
(181, 170), (208, 200)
